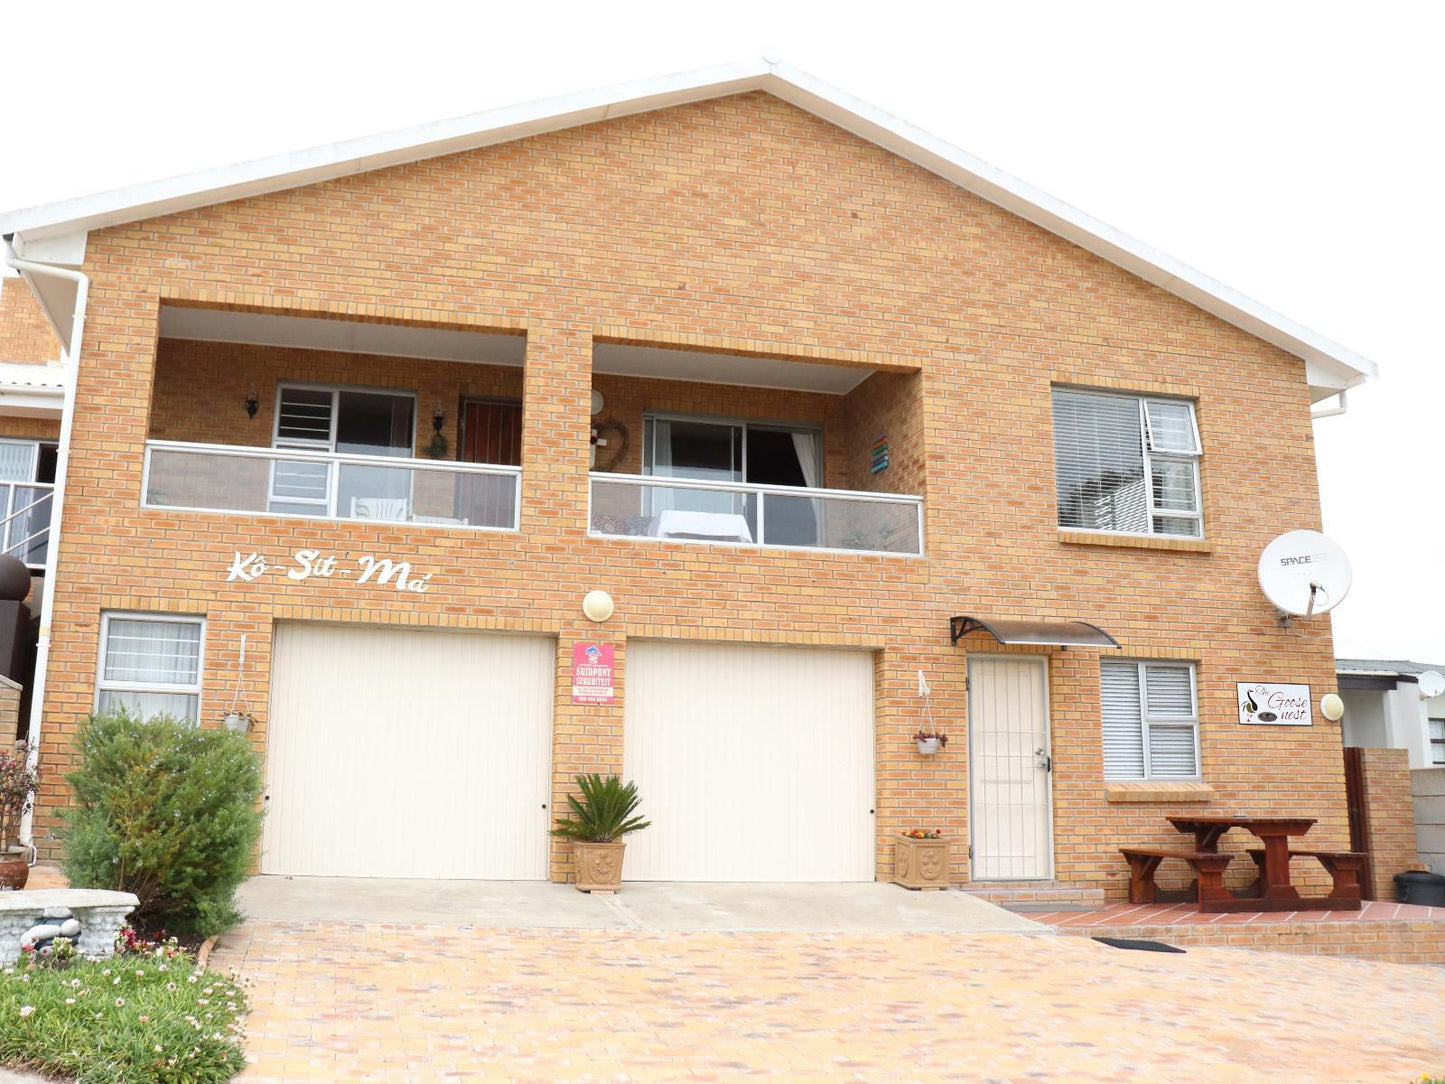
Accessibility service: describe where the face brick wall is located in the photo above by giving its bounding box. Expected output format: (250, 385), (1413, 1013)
(28, 91), (1347, 895)
(0, 280), (60, 364)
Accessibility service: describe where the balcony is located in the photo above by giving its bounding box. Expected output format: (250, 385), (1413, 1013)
(0, 482), (53, 568)
(589, 473), (923, 556)
(142, 442), (521, 531)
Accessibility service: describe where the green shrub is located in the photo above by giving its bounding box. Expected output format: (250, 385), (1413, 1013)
(0, 949), (247, 1084)
(60, 711), (263, 937)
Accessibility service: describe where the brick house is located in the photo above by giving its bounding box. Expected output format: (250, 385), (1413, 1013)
(0, 61), (1374, 900)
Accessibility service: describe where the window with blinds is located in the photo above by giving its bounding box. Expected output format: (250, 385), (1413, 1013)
(1052, 387), (1203, 538)
(1100, 659), (1200, 780)
(95, 613), (204, 723)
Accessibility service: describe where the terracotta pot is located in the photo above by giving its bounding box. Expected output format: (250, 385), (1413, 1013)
(893, 836), (950, 890)
(572, 840), (626, 893)
(0, 847), (29, 891)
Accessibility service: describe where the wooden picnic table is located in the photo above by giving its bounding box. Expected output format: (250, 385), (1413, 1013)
(1167, 815), (1321, 912)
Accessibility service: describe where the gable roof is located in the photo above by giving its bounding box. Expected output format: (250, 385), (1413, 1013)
(0, 58), (1375, 396)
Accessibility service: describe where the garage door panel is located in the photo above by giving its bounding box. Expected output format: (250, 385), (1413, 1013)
(623, 641), (875, 882)
(263, 623), (553, 879)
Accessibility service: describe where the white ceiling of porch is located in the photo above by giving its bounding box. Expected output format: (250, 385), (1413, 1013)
(156, 306), (876, 394)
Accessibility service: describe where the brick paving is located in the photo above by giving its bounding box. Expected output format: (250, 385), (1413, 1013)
(1030, 898), (1445, 927)
(213, 920), (1445, 1082)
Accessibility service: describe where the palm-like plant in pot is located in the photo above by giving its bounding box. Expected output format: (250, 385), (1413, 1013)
(0, 743), (39, 889)
(551, 773), (651, 893)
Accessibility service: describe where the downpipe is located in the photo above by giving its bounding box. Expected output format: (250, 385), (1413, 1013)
(2, 246), (88, 865)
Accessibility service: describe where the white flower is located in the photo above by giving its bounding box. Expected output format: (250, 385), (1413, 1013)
(115, 997), (125, 1007)
(18, 1005), (34, 1017)
(135, 969), (145, 977)
(69, 978), (80, 987)
(64, 997), (75, 1005)
(187, 975), (198, 984)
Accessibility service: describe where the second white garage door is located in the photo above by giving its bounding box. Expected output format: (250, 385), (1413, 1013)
(623, 641), (876, 882)
(262, 623), (554, 879)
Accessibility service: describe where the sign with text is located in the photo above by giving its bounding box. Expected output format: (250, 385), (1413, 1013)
(226, 548), (434, 593)
(572, 642), (615, 704)
(1237, 681), (1312, 726)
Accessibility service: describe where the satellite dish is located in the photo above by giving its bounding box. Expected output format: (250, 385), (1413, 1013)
(1419, 670), (1445, 700)
(1258, 530), (1353, 619)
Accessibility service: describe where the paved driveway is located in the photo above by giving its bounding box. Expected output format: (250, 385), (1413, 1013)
(214, 882), (1445, 1082)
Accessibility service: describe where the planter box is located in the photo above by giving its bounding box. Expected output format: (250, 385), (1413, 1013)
(893, 836), (951, 890)
(572, 840), (626, 893)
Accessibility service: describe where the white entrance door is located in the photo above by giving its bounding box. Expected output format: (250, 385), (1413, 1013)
(968, 655), (1053, 880)
(262, 623), (554, 879)
(623, 640), (876, 881)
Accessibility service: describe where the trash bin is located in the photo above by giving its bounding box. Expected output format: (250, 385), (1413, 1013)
(1395, 870), (1445, 906)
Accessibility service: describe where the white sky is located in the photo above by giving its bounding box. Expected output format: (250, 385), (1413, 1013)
(2, 1), (1441, 663)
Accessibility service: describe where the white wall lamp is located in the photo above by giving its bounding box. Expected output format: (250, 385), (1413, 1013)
(582, 590), (615, 623)
(1320, 693), (1345, 722)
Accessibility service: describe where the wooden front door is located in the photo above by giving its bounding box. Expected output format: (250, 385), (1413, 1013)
(459, 399), (522, 528)
(461, 400), (523, 467)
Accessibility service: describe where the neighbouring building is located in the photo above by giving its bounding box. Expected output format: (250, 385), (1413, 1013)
(1338, 659), (1445, 770)
(0, 62), (1376, 899)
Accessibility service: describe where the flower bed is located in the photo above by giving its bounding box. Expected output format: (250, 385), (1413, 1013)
(0, 936), (247, 1084)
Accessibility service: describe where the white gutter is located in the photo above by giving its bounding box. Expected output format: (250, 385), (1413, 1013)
(2, 248), (87, 864)
(1310, 389), (1349, 420)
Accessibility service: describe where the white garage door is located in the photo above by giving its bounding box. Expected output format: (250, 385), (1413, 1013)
(623, 641), (875, 881)
(262, 623), (554, 879)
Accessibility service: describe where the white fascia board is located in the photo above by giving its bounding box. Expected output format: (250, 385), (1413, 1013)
(0, 57), (1376, 386)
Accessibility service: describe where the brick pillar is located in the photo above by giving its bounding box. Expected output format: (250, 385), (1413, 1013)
(1359, 747), (1419, 900)
(549, 628), (626, 882)
(0, 677), (19, 748)
(520, 325), (592, 536)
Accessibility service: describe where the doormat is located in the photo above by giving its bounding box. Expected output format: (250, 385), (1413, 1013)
(1092, 936), (1185, 953)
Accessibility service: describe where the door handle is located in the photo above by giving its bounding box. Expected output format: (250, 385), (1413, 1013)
(1034, 749), (1052, 773)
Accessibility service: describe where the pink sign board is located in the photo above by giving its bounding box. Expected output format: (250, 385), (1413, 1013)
(572, 642), (615, 704)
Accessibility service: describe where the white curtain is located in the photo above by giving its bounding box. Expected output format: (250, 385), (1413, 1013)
(0, 442), (35, 483)
(104, 619), (201, 684)
(790, 431), (820, 489)
(649, 420), (674, 513)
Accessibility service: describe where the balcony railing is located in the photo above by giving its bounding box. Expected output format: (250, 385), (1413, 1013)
(0, 482), (53, 568)
(142, 441), (521, 531)
(589, 472), (924, 556)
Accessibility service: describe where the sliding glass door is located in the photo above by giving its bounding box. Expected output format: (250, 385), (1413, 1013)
(642, 415), (823, 544)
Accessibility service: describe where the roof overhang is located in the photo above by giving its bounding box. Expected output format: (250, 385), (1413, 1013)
(0, 59), (1377, 394)
(949, 616), (1121, 649)
(0, 361), (64, 418)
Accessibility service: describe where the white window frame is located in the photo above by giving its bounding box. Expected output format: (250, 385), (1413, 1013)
(0, 439), (57, 568)
(271, 382), (419, 517)
(1102, 659), (1202, 782)
(1053, 387), (1204, 540)
(1430, 719), (1445, 767)
(94, 612), (206, 723)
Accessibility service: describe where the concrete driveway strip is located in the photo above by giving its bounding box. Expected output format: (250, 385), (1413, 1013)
(235, 876), (1050, 933)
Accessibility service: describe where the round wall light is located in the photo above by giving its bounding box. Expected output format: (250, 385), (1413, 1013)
(1320, 693), (1345, 722)
(591, 390), (606, 416)
(582, 590), (615, 623)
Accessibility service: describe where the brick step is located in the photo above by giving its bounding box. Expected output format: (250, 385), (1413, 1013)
(964, 881), (1107, 912)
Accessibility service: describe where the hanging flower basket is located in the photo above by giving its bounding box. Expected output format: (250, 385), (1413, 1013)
(914, 729), (948, 755)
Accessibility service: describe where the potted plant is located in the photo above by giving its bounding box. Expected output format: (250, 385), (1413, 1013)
(0, 743), (39, 890)
(914, 729), (948, 755)
(551, 773), (651, 893)
(893, 827), (950, 890)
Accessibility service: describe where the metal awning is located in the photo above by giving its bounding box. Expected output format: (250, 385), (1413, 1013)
(949, 616), (1121, 649)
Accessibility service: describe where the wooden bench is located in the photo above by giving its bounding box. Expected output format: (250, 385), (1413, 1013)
(1120, 848), (1234, 905)
(1246, 848), (1365, 904)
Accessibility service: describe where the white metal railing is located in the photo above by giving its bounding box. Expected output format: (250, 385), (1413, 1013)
(589, 472), (924, 556)
(142, 441), (522, 531)
(0, 483), (54, 568)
